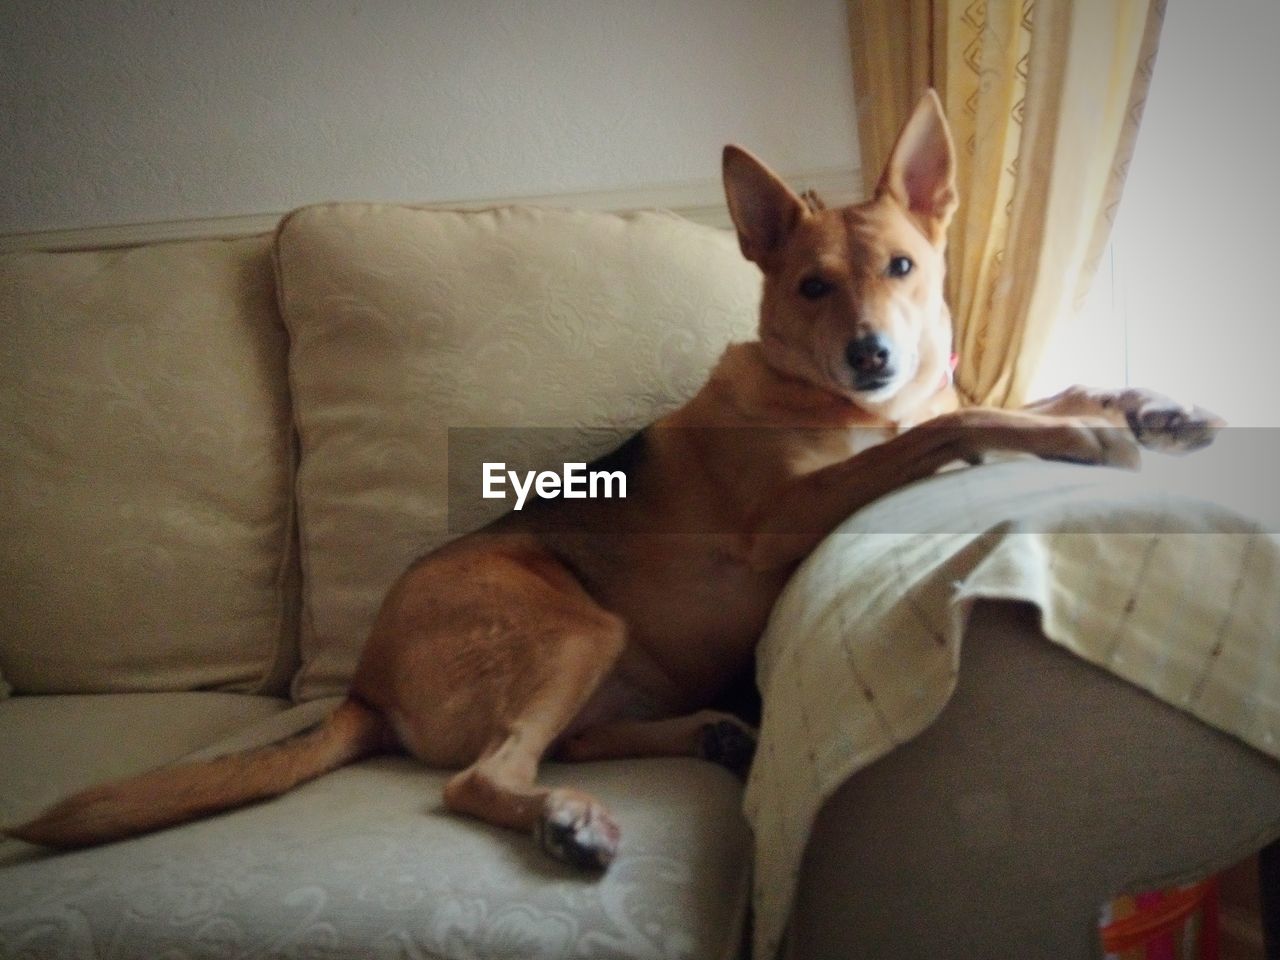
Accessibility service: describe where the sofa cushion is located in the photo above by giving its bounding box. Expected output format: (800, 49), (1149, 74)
(0, 693), (750, 960)
(0, 237), (298, 696)
(274, 204), (760, 699)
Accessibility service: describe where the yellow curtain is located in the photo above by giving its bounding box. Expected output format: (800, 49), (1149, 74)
(847, 0), (1164, 407)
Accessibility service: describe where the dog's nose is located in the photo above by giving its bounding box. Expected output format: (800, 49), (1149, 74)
(846, 333), (894, 387)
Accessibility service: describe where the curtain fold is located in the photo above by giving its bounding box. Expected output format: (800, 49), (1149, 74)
(847, 0), (1165, 407)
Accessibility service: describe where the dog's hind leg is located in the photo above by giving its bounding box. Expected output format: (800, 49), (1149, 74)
(558, 711), (758, 779)
(441, 614), (628, 869)
(356, 541), (630, 868)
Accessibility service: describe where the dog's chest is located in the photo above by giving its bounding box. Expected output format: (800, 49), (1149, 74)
(782, 423), (895, 477)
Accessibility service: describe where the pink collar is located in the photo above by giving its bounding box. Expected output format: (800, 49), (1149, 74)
(942, 352), (959, 390)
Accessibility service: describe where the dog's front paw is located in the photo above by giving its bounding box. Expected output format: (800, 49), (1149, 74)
(695, 716), (758, 780)
(1114, 389), (1226, 454)
(535, 789), (620, 870)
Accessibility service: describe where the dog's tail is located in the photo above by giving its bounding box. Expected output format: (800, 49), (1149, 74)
(4, 697), (388, 849)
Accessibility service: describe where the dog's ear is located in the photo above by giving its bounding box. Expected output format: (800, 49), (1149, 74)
(723, 145), (808, 265)
(877, 89), (958, 240)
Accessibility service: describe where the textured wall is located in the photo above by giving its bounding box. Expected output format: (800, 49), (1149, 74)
(0, 0), (858, 234)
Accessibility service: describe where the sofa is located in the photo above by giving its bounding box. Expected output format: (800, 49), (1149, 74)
(1, 201), (1278, 960)
(0, 205), (757, 960)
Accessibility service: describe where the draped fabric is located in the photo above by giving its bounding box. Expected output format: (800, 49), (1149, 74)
(848, 0), (1165, 407)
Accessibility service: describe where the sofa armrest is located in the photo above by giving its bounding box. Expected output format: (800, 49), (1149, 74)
(788, 600), (1280, 960)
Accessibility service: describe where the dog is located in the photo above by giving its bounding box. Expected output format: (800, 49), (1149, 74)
(6, 90), (1220, 869)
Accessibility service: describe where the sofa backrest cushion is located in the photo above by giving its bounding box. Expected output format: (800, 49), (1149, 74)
(0, 236), (298, 697)
(274, 203), (760, 700)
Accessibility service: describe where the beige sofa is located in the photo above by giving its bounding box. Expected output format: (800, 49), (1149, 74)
(0, 205), (758, 960)
(1, 202), (1278, 960)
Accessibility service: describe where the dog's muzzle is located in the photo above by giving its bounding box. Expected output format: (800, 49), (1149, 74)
(846, 333), (896, 392)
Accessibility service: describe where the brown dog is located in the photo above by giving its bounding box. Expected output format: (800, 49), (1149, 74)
(7, 91), (1219, 868)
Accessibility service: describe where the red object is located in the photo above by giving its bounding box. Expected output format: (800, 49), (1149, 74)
(1099, 878), (1220, 959)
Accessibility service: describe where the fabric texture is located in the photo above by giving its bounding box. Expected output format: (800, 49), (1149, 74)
(788, 601), (1280, 960)
(745, 451), (1280, 959)
(274, 203), (760, 700)
(0, 695), (751, 960)
(847, 0), (1164, 407)
(0, 236), (299, 697)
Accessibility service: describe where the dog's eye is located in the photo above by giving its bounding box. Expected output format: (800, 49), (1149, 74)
(887, 256), (914, 278)
(799, 276), (833, 300)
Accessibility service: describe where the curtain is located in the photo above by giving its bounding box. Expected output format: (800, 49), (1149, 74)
(847, 0), (1165, 407)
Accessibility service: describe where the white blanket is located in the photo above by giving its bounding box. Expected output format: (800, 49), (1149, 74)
(745, 438), (1280, 959)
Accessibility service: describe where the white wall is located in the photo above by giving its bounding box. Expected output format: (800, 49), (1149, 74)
(1032, 0), (1280, 426)
(0, 0), (859, 235)
(1115, 0), (1280, 427)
